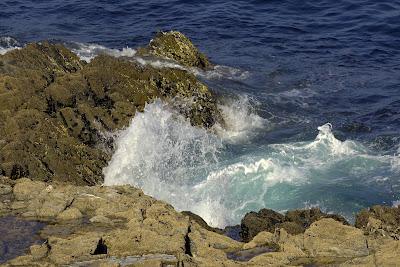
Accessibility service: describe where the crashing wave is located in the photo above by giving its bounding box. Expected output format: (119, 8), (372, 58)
(213, 94), (266, 142)
(103, 98), (399, 228)
(0, 37), (21, 55)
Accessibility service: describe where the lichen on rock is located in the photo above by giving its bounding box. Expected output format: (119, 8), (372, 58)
(0, 32), (222, 185)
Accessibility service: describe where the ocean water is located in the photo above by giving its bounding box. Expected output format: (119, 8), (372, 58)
(1, 0), (400, 227)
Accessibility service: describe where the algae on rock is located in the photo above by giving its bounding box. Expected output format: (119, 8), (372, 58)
(0, 32), (222, 185)
(138, 30), (212, 69)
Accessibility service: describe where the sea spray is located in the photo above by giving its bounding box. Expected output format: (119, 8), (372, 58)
(104, 100), (400, 227)
(103, 98), (265, 226)
(213, 94), (266, 142)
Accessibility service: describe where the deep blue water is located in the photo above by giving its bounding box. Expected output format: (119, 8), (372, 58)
(1, 0), (400, 226)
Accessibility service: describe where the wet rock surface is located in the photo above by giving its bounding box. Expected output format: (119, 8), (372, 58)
(0, 32), (221, 185)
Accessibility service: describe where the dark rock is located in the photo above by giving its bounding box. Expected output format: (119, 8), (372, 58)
(276, 221), (305, 235)
(240, 207), (348, 242)
(284, 207), (348, 232)
(240, 209), (284, 242)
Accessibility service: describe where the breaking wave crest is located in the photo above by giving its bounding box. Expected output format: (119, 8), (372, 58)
(213, 95), (266, 142)
(104, 99), (399, 228)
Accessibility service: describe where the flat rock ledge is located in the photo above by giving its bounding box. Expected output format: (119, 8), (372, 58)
(1, 177), (399, 266)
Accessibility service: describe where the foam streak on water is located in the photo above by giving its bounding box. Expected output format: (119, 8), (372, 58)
(0, 37), (21, 55)
(68, 42), (137, 62)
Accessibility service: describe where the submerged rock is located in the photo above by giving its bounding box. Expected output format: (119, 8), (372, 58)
(138, 30), (212, 69)
(0, 33), (222, 185)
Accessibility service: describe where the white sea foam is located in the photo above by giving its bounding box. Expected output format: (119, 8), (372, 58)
(135, 57), (250, 81)
(70, 42), (136, 62)
(135, 57), (186, 70)
(193, 65), (250, 81)
(103, 98), (268, 226)
(213, 95), (266, 142)
(103, 101), (399, 228)
(69, 42), (250, 82)
(0, 37), (21, 55)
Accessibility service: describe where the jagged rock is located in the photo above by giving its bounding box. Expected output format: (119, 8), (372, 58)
(284, 207), (348, 234)
(0, 34), (222, 185)
(341, 236), (400, 266)
(276, 221), (304, 235)
(138, 31), (212, 69)
(304, 218), (369, 258)
(240, 209), (284, 242)
(2, 177), (400, 266)
(248, 228), (305, 266)
(182, 210), (224, 234)
(89, 215), (113, 225)
(0, 178), (241, 266)
(355, 205), (400, 239)
(240, 207), (348, 241)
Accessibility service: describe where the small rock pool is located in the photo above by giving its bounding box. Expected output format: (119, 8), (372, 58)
(0, 216), (45, 263)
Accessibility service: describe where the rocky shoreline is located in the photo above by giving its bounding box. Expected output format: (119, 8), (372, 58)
(1, 32), (399, 266)
(0, 31), (221, 185)
(1, 177), (399, 266)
